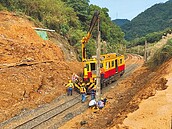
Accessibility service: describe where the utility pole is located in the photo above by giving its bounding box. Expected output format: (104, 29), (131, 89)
(96, 16), (101, 101)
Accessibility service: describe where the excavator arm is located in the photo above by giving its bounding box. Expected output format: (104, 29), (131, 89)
(81, 11), (100, 62)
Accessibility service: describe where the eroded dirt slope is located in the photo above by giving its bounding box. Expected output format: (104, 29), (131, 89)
(0, 11), (83, 122)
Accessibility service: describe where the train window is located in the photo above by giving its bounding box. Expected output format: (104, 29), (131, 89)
(90, 63), (96, 71)
(112, 61), (114, 67)
(106, 62), (109, 69)
(100, 63), (103, 68)
(120, 59), (123, 64)
(109, 62), (111, 68)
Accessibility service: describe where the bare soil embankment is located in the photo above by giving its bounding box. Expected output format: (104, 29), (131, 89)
(118, 58), (172, 129)
(0, 11), (82, 122)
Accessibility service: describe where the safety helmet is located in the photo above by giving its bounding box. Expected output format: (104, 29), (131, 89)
(101, 97), (104, 100)
(69, 80), (72, 83)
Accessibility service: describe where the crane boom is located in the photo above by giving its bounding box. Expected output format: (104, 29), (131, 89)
(81, 11), (100, 62)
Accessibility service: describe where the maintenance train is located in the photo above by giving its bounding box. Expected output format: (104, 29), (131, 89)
(74, 11), (125, 92)
(83, 53), (125, 87)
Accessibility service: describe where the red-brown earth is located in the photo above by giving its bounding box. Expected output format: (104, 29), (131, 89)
(0, 11), (83, 122)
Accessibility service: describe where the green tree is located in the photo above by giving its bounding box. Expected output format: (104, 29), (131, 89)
(62, 0), (90, 27)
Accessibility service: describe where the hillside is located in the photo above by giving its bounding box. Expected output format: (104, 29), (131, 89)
(121, 0), (172, 40)
(112, 19), (130, 27)
(0, 11), (83, 122)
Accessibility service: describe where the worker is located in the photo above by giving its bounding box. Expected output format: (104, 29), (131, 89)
(88, 99), (97, 108)
(66, 80), (74, 96)
(97, 98), (105, 109)
(101, 97), (107, 106)
(100, 66), (105, 77)
(80, 83), (86, 103)
(90, 88), (96, 100)
(100, 66), (105, 89)
(72, 73), (79, 84)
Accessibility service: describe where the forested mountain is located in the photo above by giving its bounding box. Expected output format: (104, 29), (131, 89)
(112, 19), (130, 27)
(0, 0), (125, 59)
(122, 0), (172, 41)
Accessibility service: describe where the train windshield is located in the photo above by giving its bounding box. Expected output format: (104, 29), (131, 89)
(90, 63), (96, 71)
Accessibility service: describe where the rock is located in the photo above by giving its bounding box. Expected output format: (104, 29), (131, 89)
(106, 94), (114, 99)
(80, 120), (88, 126)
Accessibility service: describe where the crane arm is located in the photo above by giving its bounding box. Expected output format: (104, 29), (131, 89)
(82, 11), (100, 62)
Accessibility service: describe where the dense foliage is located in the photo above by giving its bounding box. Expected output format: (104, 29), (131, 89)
(0, 0), (125, 60)
(121, 0), (172, 41)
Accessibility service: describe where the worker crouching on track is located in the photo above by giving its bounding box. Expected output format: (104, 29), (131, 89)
(88, 99), (97, 108)
(97, 98), (105, 109)
(66, 80), (74, 96)
(80, 83), (86, 103)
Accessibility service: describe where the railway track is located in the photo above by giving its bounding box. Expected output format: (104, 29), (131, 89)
(0, 94), (85, 129)
(124, 54), (143, 76)
(0, 54), (143, 129)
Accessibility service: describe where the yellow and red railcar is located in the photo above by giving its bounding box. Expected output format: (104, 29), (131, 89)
(83, 53), (125, 88)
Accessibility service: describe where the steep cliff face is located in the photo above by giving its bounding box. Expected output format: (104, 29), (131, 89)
(0, 11), (83, 122)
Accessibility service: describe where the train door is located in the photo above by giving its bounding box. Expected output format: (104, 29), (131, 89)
(115, 59), (118, 73)
(90, 62), (96, 82)
(90, 62), (96, 72)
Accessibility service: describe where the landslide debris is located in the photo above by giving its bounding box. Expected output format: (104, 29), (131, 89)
(0, 11), (82, 122)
